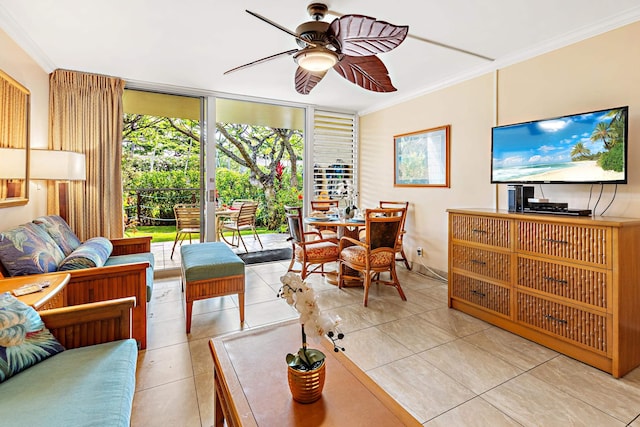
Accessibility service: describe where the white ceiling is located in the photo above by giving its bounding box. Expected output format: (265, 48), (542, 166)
(1, 1), (640, 114)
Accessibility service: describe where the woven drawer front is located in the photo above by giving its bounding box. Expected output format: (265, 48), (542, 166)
(452, 244), (511, 282)
(517, 292), (607, 353)
(451, 214), (510, 248)
(517, 221), (608, 266)
(518, 257), (607, 308)
(451, 273), (510, 316)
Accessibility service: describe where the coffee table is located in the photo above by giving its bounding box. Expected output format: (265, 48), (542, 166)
(209, 320), (421, 426)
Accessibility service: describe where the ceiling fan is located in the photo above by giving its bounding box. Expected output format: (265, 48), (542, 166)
(224, 3), (410, 95)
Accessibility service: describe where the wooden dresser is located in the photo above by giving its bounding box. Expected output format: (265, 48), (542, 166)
(447, 208), (640, 378)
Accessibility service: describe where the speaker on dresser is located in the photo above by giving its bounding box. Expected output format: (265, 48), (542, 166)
(507, 185), (534, 212)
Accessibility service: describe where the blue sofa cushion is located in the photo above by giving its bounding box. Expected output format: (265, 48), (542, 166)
(0, 339), (137, 427)
(0, 293), (65, 383)
(58, 237), (113, 271)
(0, 223), (66, 276)
(105, 252), (155, 302)
(32, 215), (81, 256)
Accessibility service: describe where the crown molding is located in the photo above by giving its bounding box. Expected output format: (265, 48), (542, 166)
(0, 5), (56, 72)
(359, 8), (640, 116)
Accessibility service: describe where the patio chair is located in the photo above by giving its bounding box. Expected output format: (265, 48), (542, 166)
(338, 208), (406, 307)
(220, 201), (263, 253)
(379, 201), (411, 270)
(284, 205), (339, 279)
(171, 203), (201, 259)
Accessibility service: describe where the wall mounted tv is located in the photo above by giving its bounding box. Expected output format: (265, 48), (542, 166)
(491, 106), (628, 184)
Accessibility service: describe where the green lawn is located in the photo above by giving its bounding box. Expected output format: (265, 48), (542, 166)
(125, 225), (273, 243)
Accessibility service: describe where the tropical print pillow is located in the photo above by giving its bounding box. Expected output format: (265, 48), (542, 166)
(0, 292), (65, 383)
(58, 237), (113, 270)
(32, 215), (81, 256)
(0, 223), (66, 276)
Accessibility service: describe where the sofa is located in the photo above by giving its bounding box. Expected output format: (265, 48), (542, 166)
(0, 215), (154, 349)
(0, 297), (137, 427)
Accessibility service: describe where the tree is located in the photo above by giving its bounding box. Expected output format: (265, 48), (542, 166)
(122, 113), (303, 230)
(570, 142), (591, 160)
(215, 124), (303, 228)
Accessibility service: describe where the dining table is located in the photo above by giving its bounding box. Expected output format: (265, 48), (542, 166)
(303, 215), (366, 286)
(215, 207), (239, 241)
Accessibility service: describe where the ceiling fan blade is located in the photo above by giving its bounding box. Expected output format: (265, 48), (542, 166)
(328, 9), (493, 61)
(246, 10), (316, 48)
(294, 67), (327, 94)
(329, 15), (408, 56)
(224, 49), (299, 75)
(333, 55), (397, 92)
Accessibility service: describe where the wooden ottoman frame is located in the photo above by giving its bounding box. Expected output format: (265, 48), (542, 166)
(180, 243), (245, 333)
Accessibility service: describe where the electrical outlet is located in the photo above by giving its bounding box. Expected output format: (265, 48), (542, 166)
(416, 247), (423, 257)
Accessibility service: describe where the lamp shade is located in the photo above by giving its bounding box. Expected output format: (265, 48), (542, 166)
(0, 148), (27, 179)
(294, 48), (339, 72)
(30, 150), (86, 181)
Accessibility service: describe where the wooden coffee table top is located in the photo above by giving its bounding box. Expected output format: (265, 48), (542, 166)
(209, 320), (421, 426)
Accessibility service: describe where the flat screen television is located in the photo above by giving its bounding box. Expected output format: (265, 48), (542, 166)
(491, 106), (628, 184)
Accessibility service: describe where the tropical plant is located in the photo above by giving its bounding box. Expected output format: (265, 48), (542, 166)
(570, 142), (592, 161)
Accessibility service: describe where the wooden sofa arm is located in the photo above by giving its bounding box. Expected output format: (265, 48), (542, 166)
(40, 297), (135, 350)
(64, 261), (149, 349)
(110, 235), (152, 256)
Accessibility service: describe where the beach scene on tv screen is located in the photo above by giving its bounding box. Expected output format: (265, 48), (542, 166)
(492, 108), (626, 182)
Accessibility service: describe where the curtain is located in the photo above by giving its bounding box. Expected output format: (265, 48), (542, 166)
(48, 69), (125, 240)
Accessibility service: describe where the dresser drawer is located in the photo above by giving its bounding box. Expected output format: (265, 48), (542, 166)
(517, 221), (610, 267)
(517, 256), (608, 309)
(517, 292), (608, 354)
(452, 244), (511, 283)
(451, 273), (510, 316)
(450, 214), (511, 248)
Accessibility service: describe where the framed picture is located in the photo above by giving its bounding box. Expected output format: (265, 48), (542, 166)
(394, 125), (450, 187)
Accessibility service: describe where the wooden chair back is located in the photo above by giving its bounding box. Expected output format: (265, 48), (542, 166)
(310, 199), (339, 212)
(174, 203), (200, 231)
(364, 208), (404, 251)
(284, 206), (305, 244)
(235, 202), (258, 227)
(379, 201), (409, 233)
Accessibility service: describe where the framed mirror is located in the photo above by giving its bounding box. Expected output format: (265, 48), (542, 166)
(0, 69), (30, 207)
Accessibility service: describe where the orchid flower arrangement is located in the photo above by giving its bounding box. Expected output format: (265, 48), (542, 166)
(278, 272), (345, 371)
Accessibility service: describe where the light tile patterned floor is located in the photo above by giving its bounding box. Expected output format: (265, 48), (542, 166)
(132, 261), (640, 426)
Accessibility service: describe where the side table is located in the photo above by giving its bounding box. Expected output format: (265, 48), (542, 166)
(0, 273), (70, 311)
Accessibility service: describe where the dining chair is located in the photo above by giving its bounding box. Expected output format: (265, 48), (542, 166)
(284, 205), (339, 279)
(171, 203), (200, 259)
(338, 208), (406, 307)
(220, 202), (263, 253)
(379, 201), (411, 270)
(310, 199), (340, 239)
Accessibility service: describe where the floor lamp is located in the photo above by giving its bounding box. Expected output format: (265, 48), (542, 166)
(0, 148), (27, 198)
(30, 149), (86, 223)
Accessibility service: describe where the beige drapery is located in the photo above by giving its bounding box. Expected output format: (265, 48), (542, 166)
(48, 69), (125, 240)
(0, 71), (29, 199)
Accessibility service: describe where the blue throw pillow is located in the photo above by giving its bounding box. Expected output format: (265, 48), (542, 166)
(32, 215), (81, 256)
(0, 223), (66, 276)
(58, 237), (113, 271)
(0, 292), (65, 383)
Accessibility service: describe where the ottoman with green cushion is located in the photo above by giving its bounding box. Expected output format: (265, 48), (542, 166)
(180, 242), (245, 333)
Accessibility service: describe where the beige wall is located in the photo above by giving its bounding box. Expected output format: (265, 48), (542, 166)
(0, 29), (49, 230)
(360, 20), (640, 272)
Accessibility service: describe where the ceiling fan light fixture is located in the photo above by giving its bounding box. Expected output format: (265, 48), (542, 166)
(295, 47), (338, 72)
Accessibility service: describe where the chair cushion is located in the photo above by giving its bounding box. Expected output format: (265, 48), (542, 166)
(340, 246), (394, 267)
(295, 241), (339, 261)
(0, 339), (137, 427)
(58, 237), (113, 271)
(0, 292), (65, 383)
(0, 223), (66, 276)
(32, 215), (81, 256)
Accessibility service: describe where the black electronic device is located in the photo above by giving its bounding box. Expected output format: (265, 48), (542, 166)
(491, 106), (628, 184)
(526, 202), (569, 211)
(507, 185), (535, 212)
(525, 208), (592, 216)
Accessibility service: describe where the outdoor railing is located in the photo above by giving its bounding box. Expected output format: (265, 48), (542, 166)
(124, 187), (200, 226)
